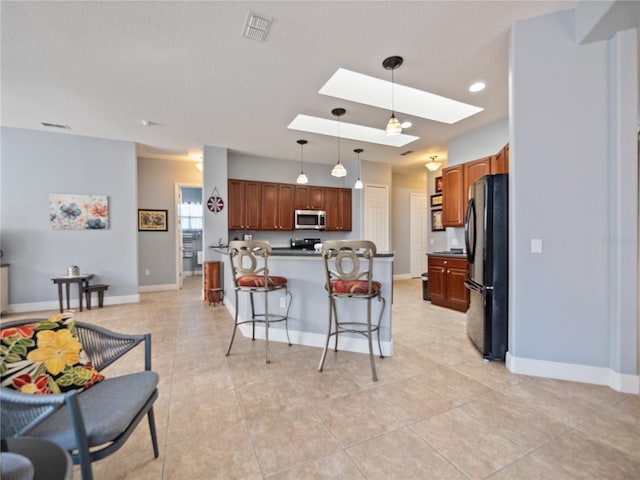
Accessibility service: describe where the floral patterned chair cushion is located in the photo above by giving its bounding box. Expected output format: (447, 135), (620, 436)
(0, 313), (104, 394)
(236, 275), (288, 288)
(329, 279), (382, 295)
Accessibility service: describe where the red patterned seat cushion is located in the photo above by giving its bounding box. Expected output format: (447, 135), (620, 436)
(237, 275), (288, 288)
(330, 279), (381, 295)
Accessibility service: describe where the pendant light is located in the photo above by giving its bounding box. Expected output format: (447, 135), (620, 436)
(353, 148), (364, 189)
(296, 139), (309, 184)
(330, 108), (347, 177)
(425, 155), (441, 172)
(383, 56), (403, 136)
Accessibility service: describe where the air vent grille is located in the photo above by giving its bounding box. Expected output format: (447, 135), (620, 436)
(243, 13), (271, 41)
(41, 122), (70, 130)
(400, 150), (413, 156)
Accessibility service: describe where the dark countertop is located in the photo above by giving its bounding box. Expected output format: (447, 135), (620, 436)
(211, 246), (394, 258)
(427, 251), (467, 258)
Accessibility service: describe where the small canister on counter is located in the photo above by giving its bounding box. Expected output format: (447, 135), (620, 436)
(68, 265), (80, 276)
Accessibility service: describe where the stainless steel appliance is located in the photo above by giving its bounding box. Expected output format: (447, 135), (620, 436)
(464, 174), (508, 360)
(290, 238), (321, 250)
(294, 210), (326, 230)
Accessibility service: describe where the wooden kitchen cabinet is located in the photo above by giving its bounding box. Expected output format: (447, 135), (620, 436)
(324, 187), (352, 231)
(441, 165), (464, 227)
(261, 182), (294, 231)
(492, 143), (509, 174)
(463, 156), (492, 218)
(294, 185), (325, 210)
(228, 179), (261, 230)
(427, 255), (469, 312)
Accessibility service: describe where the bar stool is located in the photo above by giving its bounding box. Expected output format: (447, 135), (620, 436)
(225, 240), (292, 363)
(318, 240), (386, 381)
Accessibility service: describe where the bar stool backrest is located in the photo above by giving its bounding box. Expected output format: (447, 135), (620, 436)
(321, 240), (377, 296)
(228, 240), (273, 286)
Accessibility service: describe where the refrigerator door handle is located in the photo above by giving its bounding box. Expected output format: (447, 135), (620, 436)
(464, 197), (476, 264)
(464, 279), (483, 292)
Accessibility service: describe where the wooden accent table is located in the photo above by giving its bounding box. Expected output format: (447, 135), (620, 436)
(51, 274), (94, 312)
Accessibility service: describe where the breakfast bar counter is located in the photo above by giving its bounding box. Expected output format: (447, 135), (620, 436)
(219, 250), (395, 356)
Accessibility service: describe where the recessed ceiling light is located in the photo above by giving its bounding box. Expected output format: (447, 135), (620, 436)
(401, 121), (412, 129)
(469, 81), (486, 93)
(287, 114), (418, 148)
(319, 68), (483, 124)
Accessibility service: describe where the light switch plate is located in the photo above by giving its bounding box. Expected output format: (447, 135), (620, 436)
(531, 239), (543, 253)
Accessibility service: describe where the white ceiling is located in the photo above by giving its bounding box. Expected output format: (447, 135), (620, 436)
(1, 1), (578, 173)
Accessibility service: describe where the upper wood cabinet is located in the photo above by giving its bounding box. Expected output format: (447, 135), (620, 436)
(261, 183), (294, 231)
(441, 165), (464, 227)
(294, 185), (325, 210)
(492, 144), (509, 174)
(228, 179), (261, 230)
(441, 143), (509, 227)
(324, 187), (352, 231)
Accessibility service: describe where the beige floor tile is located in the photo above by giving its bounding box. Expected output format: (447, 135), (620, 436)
(266, 451), (365, 480)
(486, 454), (575, 480)
(236, 376), (311, 423)
(247, 406), (341, 477)
(347, 427), (468, 480)
(533, 431), (640, 480)
(412, 407), (526, 480)
(461, 392), (571, 451)
(313, 388), (404, 446)
(575, 407), (640, 461)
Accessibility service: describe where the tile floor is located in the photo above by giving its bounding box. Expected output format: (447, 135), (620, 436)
(3, 276), (639, 479)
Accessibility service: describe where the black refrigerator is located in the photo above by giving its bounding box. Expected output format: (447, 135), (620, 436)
(464, 174), (508, 360)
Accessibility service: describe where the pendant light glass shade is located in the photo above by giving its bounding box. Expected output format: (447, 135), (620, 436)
(425, 155), (441, 172)
(385, 114), (402, 135)
(296, 139), (309, 184)
(383, 56), (403, 136)
(331, 108), (347, 177)
(353, 148), (364, 189)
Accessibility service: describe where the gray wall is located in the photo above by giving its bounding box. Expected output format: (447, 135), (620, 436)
(0, 127), (138, 311)
(509, 9), (637, 382)
(137, 156), (202, 287)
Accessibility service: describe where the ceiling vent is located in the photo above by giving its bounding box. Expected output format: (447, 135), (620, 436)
(41, 122), (70, 130)
(243, 13), (271, 41)
(400, 150), (413, 156)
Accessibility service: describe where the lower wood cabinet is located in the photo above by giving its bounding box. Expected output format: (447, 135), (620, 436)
(427, 255), (469, 312)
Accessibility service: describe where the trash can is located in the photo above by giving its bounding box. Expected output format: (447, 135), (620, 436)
(421, 273), (430, 301)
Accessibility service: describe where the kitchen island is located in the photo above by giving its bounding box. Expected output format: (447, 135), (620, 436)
(218, 248), (395, 356)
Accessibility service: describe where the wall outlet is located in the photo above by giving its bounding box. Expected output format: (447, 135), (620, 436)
(280, 297), (287, 308)
(145, 269), (150, 276)
(531, 239), (543, 253)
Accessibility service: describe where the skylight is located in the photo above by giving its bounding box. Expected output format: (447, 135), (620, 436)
(287, 114), (418, 148)
(319, 68), (483, 124)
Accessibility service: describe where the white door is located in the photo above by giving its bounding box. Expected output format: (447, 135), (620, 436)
(410, 193), (429, 278)
(363, 184), (389, 252)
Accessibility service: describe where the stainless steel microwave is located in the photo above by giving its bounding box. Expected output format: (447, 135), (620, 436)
(294, 210), (326, 230)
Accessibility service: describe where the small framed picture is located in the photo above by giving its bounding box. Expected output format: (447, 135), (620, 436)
(435, 176), (443, 193)
(431, 209), (444, 231)
(430, 194), (443, 208)
(138, 209), (168, 231)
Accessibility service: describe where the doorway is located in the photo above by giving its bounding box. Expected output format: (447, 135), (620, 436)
(410, 193), (428, 278)
(175, 184), (203, 289)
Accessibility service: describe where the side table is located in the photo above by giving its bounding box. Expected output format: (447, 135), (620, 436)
(52, 274), (94, 313)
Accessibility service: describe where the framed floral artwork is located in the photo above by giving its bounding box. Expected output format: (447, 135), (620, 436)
(431, 209), (444, 231)
(49, 194), (109, 230)
(138, 209), (168, 231)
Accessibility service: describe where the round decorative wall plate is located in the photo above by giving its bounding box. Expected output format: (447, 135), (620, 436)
(207, 187), (224, 213)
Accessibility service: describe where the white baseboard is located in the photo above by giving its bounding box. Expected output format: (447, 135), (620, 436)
(138, 284), (178, 293)
(4, 294), (141, 314)
(393, 273), (414, 280)
(223, 297), (394, 356)
(506, 352), (640, 394)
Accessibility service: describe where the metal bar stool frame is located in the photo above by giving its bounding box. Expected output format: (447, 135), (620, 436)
(318, 240), (386, 381)
(225, 240), (292, 363)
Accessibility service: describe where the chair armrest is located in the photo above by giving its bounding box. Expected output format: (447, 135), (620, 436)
(0, 387), (69, 437)
(75, 322), (152, 372)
